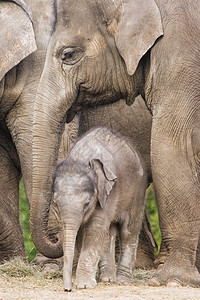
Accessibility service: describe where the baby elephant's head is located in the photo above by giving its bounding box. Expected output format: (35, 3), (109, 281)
(53, 159), (96, 225)
(53, 158), (117, 224)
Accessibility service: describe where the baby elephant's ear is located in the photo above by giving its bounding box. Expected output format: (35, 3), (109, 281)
(89, 159), (117, 209)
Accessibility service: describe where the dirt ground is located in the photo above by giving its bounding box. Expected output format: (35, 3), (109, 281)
(0, 260), (200, 300)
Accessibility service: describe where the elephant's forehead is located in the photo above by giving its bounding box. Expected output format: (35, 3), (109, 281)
(57, 0), (96, 29)
(55, 172), (92, 193)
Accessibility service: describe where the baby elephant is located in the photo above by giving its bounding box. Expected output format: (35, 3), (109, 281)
(53, 127), (147, 291)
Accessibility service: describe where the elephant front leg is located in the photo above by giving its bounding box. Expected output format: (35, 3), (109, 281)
(98, 224), (117, 283)
(150, 119), (200, 287)
(75, 210), (109, 289)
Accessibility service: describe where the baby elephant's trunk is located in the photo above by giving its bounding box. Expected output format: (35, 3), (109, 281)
(63, 221), (80, 291)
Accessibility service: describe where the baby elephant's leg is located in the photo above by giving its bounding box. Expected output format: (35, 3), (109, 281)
(117, 212), (144, 284)
(98, 224), (117, 283)
(75, 209), (110, 289)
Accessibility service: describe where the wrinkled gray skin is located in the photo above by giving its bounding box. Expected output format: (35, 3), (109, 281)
(53, 127), (147, 291)
(0, 0), (55, 261)
(31, 0), (200, 287)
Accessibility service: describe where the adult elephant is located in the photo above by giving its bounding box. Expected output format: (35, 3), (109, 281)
(31, 0), (200, 287)
(0, 0), (155, 267)
(0, 0), (55, 261)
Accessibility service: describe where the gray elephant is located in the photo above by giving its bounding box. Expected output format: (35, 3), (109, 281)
(53, 126), (147, 291)
(0, 0), (56, 261)
(31, 0), (200, 287)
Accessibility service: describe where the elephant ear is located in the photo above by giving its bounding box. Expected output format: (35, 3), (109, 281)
(89, 159), (117, 209)
(0, 1), (36, 81)
(109, 0), (163, 75)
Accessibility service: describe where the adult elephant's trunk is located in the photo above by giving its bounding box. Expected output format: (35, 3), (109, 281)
(30, 66), (74, 258)
(63, 220), (81, 291)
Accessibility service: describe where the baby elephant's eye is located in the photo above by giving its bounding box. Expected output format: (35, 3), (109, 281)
(62, 47), (84, 65)
(84, 199), (90, 210)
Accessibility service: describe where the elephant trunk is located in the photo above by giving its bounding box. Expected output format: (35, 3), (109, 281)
(63, 220), (81, 291)
(30, 68), (72, 258)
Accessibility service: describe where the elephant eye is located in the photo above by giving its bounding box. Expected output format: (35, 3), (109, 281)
(83, 199), (90, 210)
(62, 47), (84, 65)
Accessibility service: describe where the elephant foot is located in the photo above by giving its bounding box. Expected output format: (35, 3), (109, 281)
(116, 274), (133, 285)
(75, 277), (97, 289)
(149, 263), (200, 287)
(98, 265), (116, 283)
(31, 253), (63, 271)
(99, 271), (116, 283)
(116, 266), (133, 285)
(99, 275), (116, 283)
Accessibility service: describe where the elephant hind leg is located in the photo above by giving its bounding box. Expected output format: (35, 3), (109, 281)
(135, 213), (157, 269)
(98, 224), (117, 283)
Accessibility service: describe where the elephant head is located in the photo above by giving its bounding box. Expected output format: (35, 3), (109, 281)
(31, 0), (163, 257)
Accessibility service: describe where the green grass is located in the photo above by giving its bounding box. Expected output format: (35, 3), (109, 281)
(19, 180), (37, 262)
(19, 181), (161, 261)
(145, 184), (162, 256)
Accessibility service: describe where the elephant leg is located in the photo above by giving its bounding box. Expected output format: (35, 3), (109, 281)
(117, 218), (144, 284)
(75, 209), (109, 289)
(150, 116), (200, 287)
(135, 212), (156, 268)
(0, 137), (25, 261)
(98, 224), (117, 283)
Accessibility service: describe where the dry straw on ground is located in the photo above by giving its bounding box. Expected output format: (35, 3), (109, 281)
(0, 259), (199, 299)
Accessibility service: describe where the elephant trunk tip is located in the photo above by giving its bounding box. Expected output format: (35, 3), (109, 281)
(64, 279), (72, 292)
(64, 288), (72, 292)
(31, 227), (64, 259)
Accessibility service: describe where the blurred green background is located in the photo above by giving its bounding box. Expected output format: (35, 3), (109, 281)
(19, 180), (37, 262)
(19, 180), (161, 262)
(145, 185), (161, 256)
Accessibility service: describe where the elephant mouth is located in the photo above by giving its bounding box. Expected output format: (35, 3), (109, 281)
(65, 83), (126, 123)
(69, 88), (125, 116)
